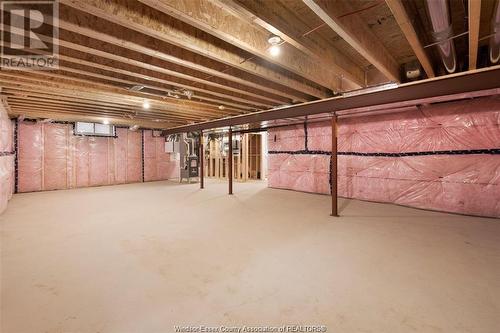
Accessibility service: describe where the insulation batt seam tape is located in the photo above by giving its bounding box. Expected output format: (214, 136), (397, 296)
(268, 96), (500, 218)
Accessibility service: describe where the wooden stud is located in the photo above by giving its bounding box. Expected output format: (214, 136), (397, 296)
(137, 0), (338, 94)
(215, 0), (365, 88)
(303, 0), (400, 82)
(59, 0), (329, 99)
(385, 0), (435, 78)
(468, 0), (481, 70)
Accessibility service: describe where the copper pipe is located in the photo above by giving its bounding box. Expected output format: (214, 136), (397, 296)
(302, 23), (326, 37)
(302, 0), (384, 38)
(337, 0), (385, 19)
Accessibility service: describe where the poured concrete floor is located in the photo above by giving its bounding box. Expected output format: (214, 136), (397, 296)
(1, 180), (499, 333)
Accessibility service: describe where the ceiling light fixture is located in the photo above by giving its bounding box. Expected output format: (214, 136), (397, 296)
(269, 44), (280, 56)
(143, 100), (150, 109)
(218, 105), (225, 110)
(166, 91), (180, 99)
(128, 85), (145, 92)
(103, 119), (110, 125)
(268, 35), (282, 57)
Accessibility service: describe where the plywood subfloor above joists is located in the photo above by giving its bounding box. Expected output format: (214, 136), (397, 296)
(1, 0), (496, 128)
(0, 72), (240, 127)
(59, 1), (331, 99)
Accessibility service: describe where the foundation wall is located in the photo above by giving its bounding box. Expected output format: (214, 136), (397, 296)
(16, 122), (178, 193)
(268, 96), (500, 217)
(143, 130), (179, 182)
(0, 104), (14, 214)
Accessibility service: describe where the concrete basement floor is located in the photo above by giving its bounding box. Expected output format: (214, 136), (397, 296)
(1, 180), (499, 333)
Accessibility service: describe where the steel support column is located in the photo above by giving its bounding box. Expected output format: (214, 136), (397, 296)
(331, 115), (338, 217)
(199, 131), (204, 189)
(228, 127), (233, 195)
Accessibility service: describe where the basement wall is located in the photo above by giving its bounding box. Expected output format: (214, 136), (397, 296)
(0, 104), (14, 214)
(16, 121), (178, 193)
(143, 130), (179, 181)
(268, 95), (500, 218)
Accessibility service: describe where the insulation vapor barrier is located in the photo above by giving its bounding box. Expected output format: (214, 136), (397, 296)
(268, 96), (500, 218)
(143, 130), (179, 182)
(17, 122), (178, 193)
(0, 104), (14, 214)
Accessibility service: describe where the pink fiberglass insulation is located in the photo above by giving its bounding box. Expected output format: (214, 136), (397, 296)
(18, 121), (43, 192)
(74, 136), (113, 188)
(126, 130), (143, 183)
(114, 127), (132, 184)
(0, 111), (13, 153)
(44, 123), (70, 190)
(268, 154), (330, 194)
(17, 123), (176, 193)
(268, 124), (305, 152)
(267, 95), (500, 217)
(143, 130), (179, 182)
(0, 104), (14, 214)
(0, 155), (14, 214)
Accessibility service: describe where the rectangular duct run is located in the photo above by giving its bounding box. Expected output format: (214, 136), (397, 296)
(0, 103), (14, 214)
(267, 95), (500, 218)
(16, 123), (178, 193)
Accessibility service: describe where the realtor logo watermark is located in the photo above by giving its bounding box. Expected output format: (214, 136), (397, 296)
(1, 0), (59, 70)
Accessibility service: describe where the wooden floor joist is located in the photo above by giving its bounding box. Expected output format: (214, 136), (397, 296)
(59, 1), (330, 99)
(138, 0), (341, 92)
(0, 0), (495, 127)
(162, 66), (500, 134)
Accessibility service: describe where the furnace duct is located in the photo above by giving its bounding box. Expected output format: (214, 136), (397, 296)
(425, 0), (457, 73)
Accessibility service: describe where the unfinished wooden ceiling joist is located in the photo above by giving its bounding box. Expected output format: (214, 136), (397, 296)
(162, 66), (500, 134)
(1, 0), (498, 128)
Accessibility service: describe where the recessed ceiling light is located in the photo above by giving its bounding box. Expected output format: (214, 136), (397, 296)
(103, 119), (109, 125)
(143, 100), (150, 109)
(218, 105), (225, 110)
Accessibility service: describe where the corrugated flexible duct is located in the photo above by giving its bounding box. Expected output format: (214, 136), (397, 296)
(490, 0), (500, 63)
(425, 0), (457, 73)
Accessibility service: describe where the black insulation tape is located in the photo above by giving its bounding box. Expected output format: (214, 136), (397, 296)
(268, 149), (500, 156)
(141, 129), (145, 182)
(277, 120), (500, 157)
(14, 119), (19, 193)
(304, 121), (308, 151)
(12, 119), (163, 189)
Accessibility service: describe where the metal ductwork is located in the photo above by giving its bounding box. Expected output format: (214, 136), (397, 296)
(490, 0), (500, 64)
(425, 0), (457, 73)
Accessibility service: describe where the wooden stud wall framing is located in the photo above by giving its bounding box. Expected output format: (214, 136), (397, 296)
(203, 133), (263, 182)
